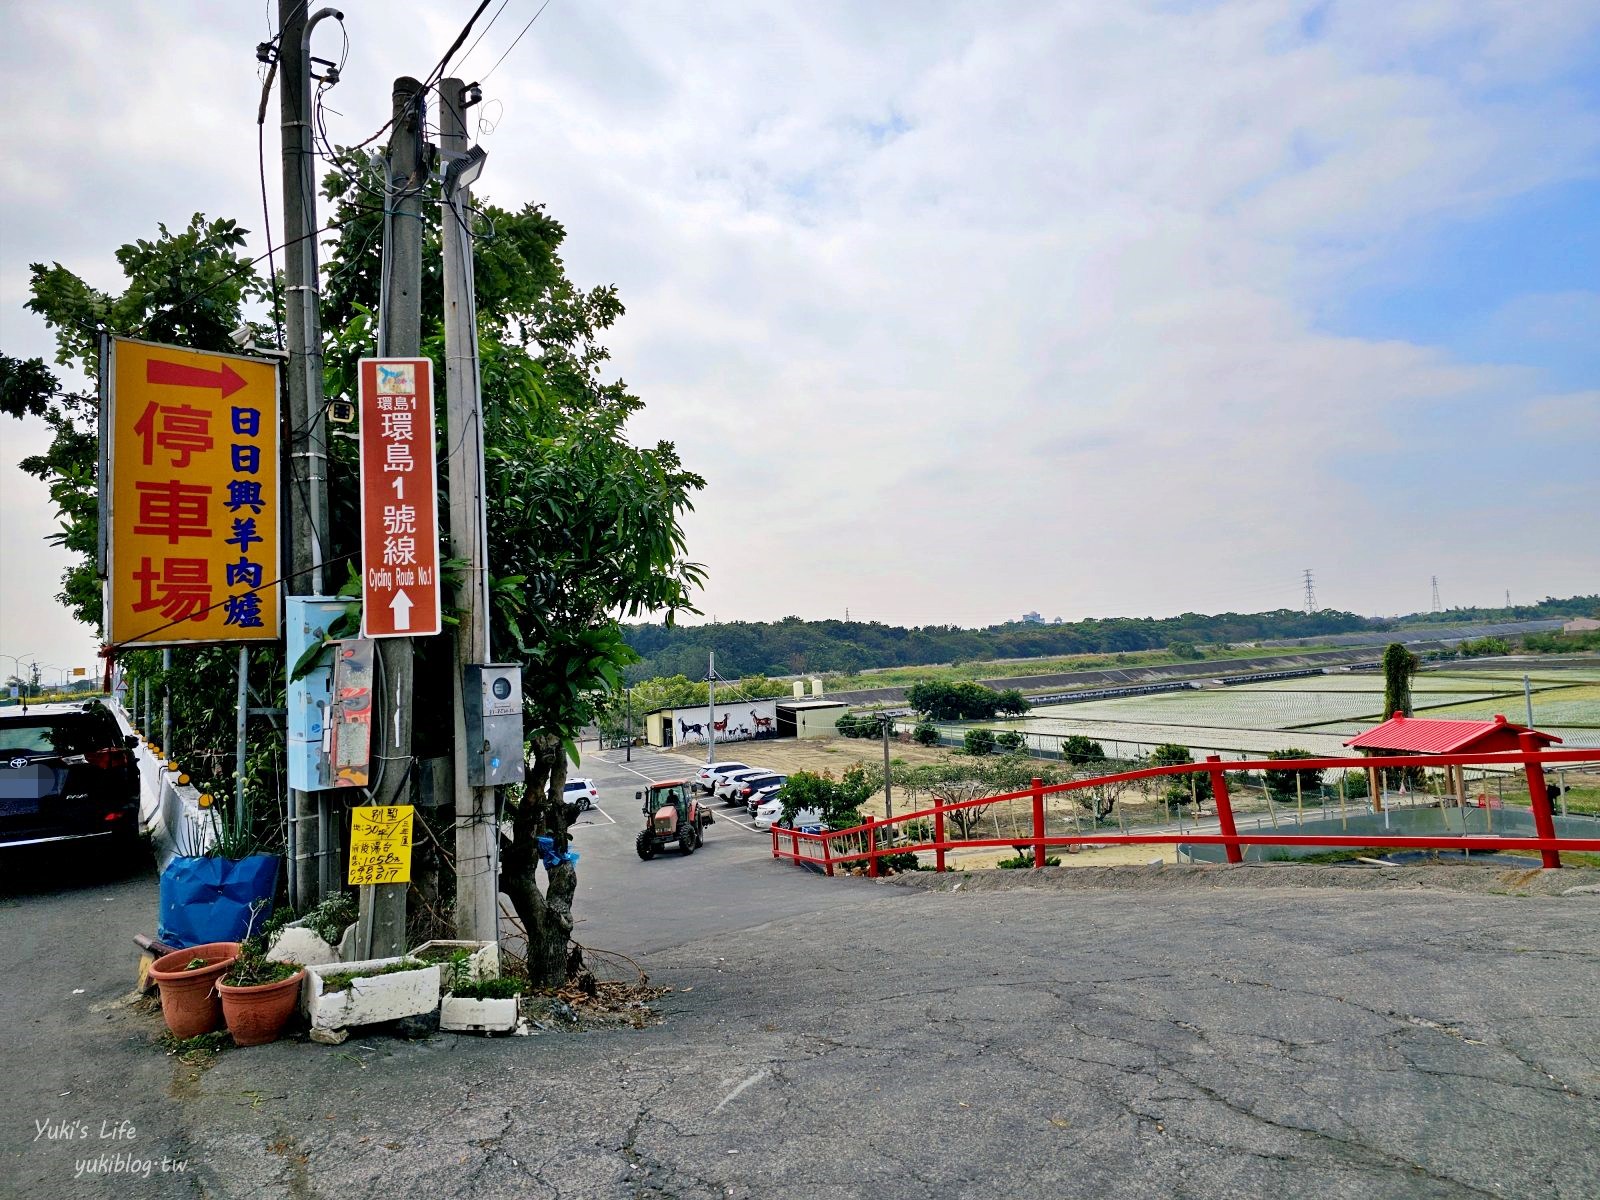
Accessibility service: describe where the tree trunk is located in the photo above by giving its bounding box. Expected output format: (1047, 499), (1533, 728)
(501, 733), (580, 987)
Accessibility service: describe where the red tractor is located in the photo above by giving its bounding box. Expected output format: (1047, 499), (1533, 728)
(635, 779), (714, 859)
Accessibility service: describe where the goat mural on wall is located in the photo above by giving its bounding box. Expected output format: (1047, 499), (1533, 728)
(666, 700), (781, 745)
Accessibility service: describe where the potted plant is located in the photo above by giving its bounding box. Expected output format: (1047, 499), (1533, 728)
(410, 938), (499, 982)
(217, 938), (304, 1046)
(148, 942), (241, 1038)
(440, 975), (523, 1035)
(304, 956), (441, 1035)
(157, 785), (279, 949)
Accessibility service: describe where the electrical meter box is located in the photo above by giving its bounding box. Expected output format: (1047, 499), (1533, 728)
(463, 664), (525, 787)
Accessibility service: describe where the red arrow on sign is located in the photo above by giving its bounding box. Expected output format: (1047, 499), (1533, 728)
(146, 358), (247, 398)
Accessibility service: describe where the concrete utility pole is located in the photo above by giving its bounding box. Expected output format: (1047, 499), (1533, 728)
(359, 76), (427, 960)
(279, 2), (340, 907)
(880, 714), (894, 819)
(440, 77), (498, 942)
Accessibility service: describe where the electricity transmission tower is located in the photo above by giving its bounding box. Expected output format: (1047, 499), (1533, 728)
(1431, 576), (1441, 613)
(1302, 569), (1317, 615)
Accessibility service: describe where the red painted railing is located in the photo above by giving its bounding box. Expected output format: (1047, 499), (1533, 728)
(769, 746), (1600, 874)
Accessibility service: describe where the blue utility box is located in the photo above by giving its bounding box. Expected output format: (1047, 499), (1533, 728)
(286, 596), (348, 791)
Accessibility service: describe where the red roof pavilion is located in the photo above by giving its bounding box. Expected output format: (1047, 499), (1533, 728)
(1344, 712), (1562, 755)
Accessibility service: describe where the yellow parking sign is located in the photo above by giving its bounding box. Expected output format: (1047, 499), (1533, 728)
(105, 337), (280, 646)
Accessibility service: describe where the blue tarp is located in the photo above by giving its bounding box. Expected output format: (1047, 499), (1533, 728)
(535, 836), (579, 869)
(157, 854), (279, 948)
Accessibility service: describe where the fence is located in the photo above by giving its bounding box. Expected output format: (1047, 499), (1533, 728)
(770, 744), (1600, 876)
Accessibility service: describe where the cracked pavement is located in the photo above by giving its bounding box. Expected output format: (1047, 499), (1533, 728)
(4, 843), (1598, 1198)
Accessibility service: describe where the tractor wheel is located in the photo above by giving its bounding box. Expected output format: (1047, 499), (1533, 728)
(678, 827), (697, 855)
(635, 831), (655, 860)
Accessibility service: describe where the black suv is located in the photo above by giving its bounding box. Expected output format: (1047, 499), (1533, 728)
(0, 702), (140, 851)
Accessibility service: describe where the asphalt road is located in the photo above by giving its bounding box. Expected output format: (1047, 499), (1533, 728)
(3, 749), (1597, 1199)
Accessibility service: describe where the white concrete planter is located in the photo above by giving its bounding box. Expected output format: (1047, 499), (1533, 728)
(409, 939), (499, 984)
(267, 922), (341, 968)
(440, 993), (521, 1034)
(303, 957), (440, 1032)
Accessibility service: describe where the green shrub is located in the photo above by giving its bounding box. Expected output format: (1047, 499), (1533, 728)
(912, 720), (940, 746)
(964, 729), (996, 757)
(998, 850), (1060, 868)
(1061, 735), (1105, 765)
(1149, 743), (1210, 808)
(450, 976), (523, 1001)
(995, 730), (1025, 752)
(873, 850), (922, 873)
(1264, 749), (1323, 801)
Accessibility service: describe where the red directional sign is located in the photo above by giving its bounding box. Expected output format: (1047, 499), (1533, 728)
(145, 357), (248, 398)
(358, 358), (441, 638)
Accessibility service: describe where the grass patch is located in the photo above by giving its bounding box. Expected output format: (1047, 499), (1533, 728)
(448, 977), (522, 1001)
(317, 958), (427, 993)
(1268, 848), (1397, 864)
(158, 1029), (231, 1065)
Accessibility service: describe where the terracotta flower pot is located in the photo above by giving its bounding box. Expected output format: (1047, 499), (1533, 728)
(218, 969), (306, 1046)
(149, 942), (241, 1039)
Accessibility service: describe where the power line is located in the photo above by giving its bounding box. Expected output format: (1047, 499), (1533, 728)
(453, 0), (513, 75)
(480, 0), (555, 83)
(424, 0), (495, 88)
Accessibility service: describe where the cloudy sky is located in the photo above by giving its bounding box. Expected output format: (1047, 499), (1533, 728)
(2, 1), (1597, 673)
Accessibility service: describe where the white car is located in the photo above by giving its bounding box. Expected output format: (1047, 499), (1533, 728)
(714, 767), (771, 804)
(562, 777), (599, 812)
(693, 761), (749, 794)
(752, 796), (824, 832)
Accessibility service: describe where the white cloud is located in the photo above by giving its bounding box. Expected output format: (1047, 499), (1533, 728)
(2, 1), (1597, 663)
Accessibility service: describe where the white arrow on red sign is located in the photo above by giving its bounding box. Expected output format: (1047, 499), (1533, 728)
(357, 358), (441, 638)
(389, 589), (413, 631)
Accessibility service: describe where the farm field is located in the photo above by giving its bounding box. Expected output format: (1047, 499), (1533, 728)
(992, 665), (1600, 756)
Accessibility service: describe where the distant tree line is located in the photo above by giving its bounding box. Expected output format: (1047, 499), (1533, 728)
(621, 607), (1379, 680)
(1389, 595), (1597, 626)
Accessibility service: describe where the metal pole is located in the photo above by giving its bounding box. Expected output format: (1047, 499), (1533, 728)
(440, 76), (498, 943)
(235, 647), (249, 814)
(161, 648), (171, 753)
(625, 687), (632, 762)
(706, 651), (717, 764)
(881, 715), (894, 819)
(358, 76), (426, 961)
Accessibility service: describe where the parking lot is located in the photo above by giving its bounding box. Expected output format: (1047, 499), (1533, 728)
(547, 747), (863, 958)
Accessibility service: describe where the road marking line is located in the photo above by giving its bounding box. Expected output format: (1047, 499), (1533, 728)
(714, 1071), (768, 1112)
(575, 805), (616, 828)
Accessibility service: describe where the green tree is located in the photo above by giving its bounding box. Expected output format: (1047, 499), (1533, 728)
(776, 766), (877, 831)
(1148, 743), (1211, 809)
(1061, 735), (1106, 766)
(994, 688), (1030, 717)
(964, 728), (996, 756)
(912, 720), (940, 746)
(1263, 749), (1323, 802)
(311, 153), (710, 982)
(1382, 642), (1419, 719)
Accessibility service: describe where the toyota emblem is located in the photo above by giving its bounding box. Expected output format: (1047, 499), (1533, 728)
(7, 757), (27, 769)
